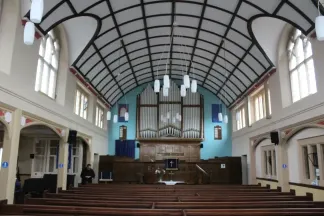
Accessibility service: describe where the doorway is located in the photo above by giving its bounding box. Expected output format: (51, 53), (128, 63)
(241, 155), (248, 185)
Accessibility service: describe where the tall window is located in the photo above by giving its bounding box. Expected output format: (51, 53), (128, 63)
(33, 139), (58, 174)
(262, 146), (277, 179)
(74, 87), (88, 120)
(288, 29), (317, 103)
(95, 105), (104, 129)
(235, 106), (246, 130)
(253, 90), (265, 122)
(35, 30), (60, 99)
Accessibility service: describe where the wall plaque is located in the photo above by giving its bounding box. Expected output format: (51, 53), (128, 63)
(214, 125), (222, 140)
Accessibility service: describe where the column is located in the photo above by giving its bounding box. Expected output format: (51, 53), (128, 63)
(0, 109), (22, 204)
(249, 140), (257, 185)
(317, 144), (324, 186)
(277, 142), (290, 192)
(264, 82), (271, 119)
(57, 129), (69, 191)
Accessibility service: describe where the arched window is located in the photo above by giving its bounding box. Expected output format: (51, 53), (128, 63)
(287, 29), (317, 103)
(35, 30), (60, 99)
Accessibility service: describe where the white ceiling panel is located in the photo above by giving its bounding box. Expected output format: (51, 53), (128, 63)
(246, 0), (281, 14)
(120, 20), (144, 36)
(237, 2), (262, 20)
(70, 0), (102, 13)
(110, 0), (140, 12)
(147, 16), (171, 27)
(207, 0), (239, 13)
(145, 2), (172, 16)
(201, 20), (227, 36)
(204, 7), (232, 25)
(232, 17), (250, 38)
(244, 54), (265, 75)
(176, 2), (203, 17)
(237, 63), (257, 82)
(95, 30), (119, 48)
(115, 6), (142, 24)
(232, 68), (252, 87)
(83, 1), (109, 18)
(176, 16), (200, 28)
(229, 75), (246, 92)
(76, 45), (96, 68)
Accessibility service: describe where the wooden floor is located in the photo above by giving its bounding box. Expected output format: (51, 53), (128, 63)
(1, 184), (324, 215)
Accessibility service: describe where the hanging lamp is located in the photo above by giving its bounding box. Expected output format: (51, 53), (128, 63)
(124, 112), (129, 121)
(316, 0), (324, 41)
(218, 112), (223, 122)
(30, 0), (44, 23)
(183, 75), (190, 89)
(24, 22), (35, 45)
(163, 86), (169, 97)
(224, 115), (228, 124)
(180, 85), (186, 97)
(107, 110), (111, 121)
(191, 80), (197, 93)
(163, 75), (170, 88)
(113, 114), (118, 123)
(154, 79), (160, 93)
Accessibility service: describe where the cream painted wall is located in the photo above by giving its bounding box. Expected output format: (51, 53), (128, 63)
(0, 1), (108, 159)
(232, 22), (324, 184)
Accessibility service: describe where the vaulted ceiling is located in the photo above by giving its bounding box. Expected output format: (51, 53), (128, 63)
(24, 0), (319, 106)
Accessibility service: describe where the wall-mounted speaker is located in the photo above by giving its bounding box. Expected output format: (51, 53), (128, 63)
(270, 131), (279, 145)
(68, 130), (77, 145)
(30, 154), (35, 159)
(137, 143), (140, 148)
(200, 144), (203, 148)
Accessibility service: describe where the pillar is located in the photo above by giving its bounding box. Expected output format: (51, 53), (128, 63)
(277, 141), (290, 192)
(0, 109), (22, 204)
(57, 129), (69, 191)
(249, 140), (257, 185)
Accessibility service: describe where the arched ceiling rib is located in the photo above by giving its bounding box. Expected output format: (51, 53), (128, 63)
(26, 0), (319, 106)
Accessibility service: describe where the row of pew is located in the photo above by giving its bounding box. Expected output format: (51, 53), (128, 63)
(1, 183), (324, 215)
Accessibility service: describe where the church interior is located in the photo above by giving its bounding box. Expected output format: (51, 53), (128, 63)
(0, 0), (324, 215)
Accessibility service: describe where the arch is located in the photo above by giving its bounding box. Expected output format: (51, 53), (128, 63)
(21, 122), (62, 138)
(252, 136), (271, 150)
(76, 135), (91, 148)
(284, 124), (324, 143)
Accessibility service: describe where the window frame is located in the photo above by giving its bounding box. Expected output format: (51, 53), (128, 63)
(298, 136), (324, 186)
(261, 145), (277, 180)
(74, 86), (89, 120)
(35, 29), (60, 99)
(95, 104), (104, 129)
(249, 85), (266, 124)
(287, 28), (317, 103)
(235, 104), (246, 131)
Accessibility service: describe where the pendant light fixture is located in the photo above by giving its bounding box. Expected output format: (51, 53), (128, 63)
(30, 0), (44, 24)
(124, 112), (129, 121)
(191, 80), (197, 93)
(224, 115), (228, 124)
(183, 74), (190, 89)
(24, 22), (35, 45)
(107, 110), (111, 121)
(218, 112), (223, 122)
(163, 75), (170, 89)
(180, 85), (186, 97)
(154, 79), (160, 93)
(113, 114), (118, 123)
(163, 86), (169, 97)
(316, 0), (324, 41)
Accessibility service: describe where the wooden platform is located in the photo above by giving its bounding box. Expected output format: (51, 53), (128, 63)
(1, 184), (324, 215)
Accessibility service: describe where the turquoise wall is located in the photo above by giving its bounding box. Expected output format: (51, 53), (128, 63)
(108, 84), (232, 159)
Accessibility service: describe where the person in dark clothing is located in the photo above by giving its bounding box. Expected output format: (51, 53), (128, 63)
(81, 164), (95, 184)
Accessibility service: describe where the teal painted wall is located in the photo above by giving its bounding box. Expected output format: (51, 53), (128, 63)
(108, 84), (232, 159)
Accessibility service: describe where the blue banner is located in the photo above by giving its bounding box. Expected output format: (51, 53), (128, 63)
(115, 140), (135, 158)
(212, 104), (222, 123)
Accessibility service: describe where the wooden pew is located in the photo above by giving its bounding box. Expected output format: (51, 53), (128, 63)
(1, 204), (324, 216)
(25, 198), (324, 209)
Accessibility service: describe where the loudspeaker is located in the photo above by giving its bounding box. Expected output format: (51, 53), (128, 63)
(68, 130), (77, 144)
(270, 131), (279, 145)
(200, 144), (203, 148)
(30, 154), (35, 159)
(137, 143), (140, 148)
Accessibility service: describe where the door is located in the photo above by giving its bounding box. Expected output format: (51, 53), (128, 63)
(241, 155), (248, 185)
